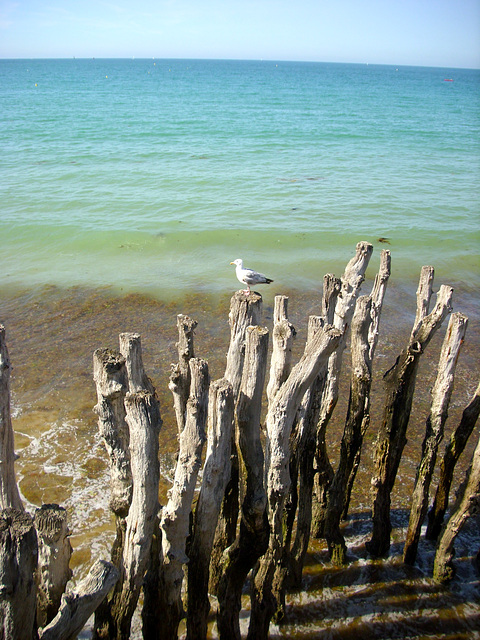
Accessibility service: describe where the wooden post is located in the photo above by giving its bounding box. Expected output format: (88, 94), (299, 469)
(0, 325), (23, 511)
(433, 429), (480, 583)
(248, 323), (341, 639)
(107, 390), (162, 640)
(367, 281), (453, 558)
(324, 250), (391, 564)
(0, 508), (38, 640)
(93, 349), (132, 519)
(286, 274), (341, 584)
(168, 315), (197, 434)
(210, 291), (263, 595)
(216, 326), (270, 640)
(403, 312), (468, 564)
(266, 296), (296, 405)
(186, 378), (234, 640)
(119, 332), (156, 394)
(342, 249), (391, 517)
(312, 241), (373, 537)
(40, 560), (119, 640)
(426, 380), (480, 540)
(151, 358), (209, 640)
(35, 504), (73, 628)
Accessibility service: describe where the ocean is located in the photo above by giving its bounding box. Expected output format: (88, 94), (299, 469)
(1, 58), (479, 296)
(1, 59), (480, 638)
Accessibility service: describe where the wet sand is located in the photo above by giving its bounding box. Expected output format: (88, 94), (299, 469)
(1, 279), (479, 638)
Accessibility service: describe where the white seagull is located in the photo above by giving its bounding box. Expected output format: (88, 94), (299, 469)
(230, 258), (274, 295)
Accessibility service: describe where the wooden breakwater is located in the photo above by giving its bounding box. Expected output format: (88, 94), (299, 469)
(1, 242), (479, 640)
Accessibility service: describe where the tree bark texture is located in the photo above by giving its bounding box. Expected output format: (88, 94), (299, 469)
(0, 508), (38, 640)
(367, 283), (453, 558)
(186, 378), (234, 640)
(248, 323), (342, 639)
(40, 560), (119, 640)
(155, 358), (209, 640)
(168, 316), (197, 434)
(34, 504), (73, 628)
(403, 312), (468, 564)
(217, 326), (270, 640)
(426, 380), (480, 540)
(433, 429), (480, 583)
(0, 326), (23, 511)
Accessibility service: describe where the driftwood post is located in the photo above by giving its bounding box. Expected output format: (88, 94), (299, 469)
(169, 316), (197, 433)
(0, 508), (38, 640)
(403, 312), (468, 564)
(0, 325), (23, 511)
(433, 429), (480, 583)
(151, 358), (209, 640)
(110, 390), (161, 640)
(210, 291), (263, 593)
(367, 279), (453, 558)
(311, 241), (373, 537)
(248, 323), (342, 639)
(35, 504), (73, 628)
(92, 348), (131, 640)
(287, 275), (341, 585)
(40, 560), (119, 640)
(216, 325), (270, 640)
(266, 296), (296, 404)
(426, 381), (480, 541)
(186, 378), (234, 640)
(324, 250), (391, 565)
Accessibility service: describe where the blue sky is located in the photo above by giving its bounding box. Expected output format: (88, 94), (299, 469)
(1, 0), (479, 68)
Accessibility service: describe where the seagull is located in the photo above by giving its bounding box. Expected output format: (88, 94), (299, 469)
(230, 258), (273, 295)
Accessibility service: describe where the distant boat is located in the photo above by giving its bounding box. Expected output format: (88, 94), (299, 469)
(444, 78), (453, 81)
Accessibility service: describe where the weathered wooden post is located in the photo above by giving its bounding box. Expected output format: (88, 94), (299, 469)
(324, 250), (391, 565)
(168, 315), (197, 433)
(92, 348), (132, 521)
(0, 508), (38, 640)
(267, 296), (296, 404)
(93, 334), (161, 640)
(0, 325), (23, 511)
(210, 291), (263, 594)
(287, 275), (341, 585)
(216, 325), (270, 640)
(433, 429), (480, 583)
(248, 323), (342, 639)
(186, 378), (234, 640)
(367, 276), (453, 558)
(40, 559), (119, 640)
(403, 312), (468, 564)
(311, 241), (373, 537)
(34, 504), (73, 628)
(426, 380), (480, 540)
(150, 358), (209, 640)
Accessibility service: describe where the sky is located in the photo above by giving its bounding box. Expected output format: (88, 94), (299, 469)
(1, 0), (479, 68)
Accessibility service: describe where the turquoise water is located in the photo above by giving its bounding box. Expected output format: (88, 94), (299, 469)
(1, 58), (479, 297)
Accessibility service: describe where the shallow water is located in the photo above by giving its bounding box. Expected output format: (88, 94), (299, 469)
(1, 277), (479, 638)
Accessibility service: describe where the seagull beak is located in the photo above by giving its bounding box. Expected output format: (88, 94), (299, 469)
(230, 261), (235, 265)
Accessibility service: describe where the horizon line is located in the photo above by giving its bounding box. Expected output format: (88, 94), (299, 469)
(0, 56), (478, 71)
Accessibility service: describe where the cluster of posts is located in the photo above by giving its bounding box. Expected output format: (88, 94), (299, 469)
(1, 241), (479, 640)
